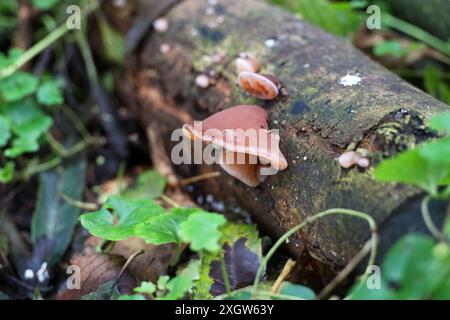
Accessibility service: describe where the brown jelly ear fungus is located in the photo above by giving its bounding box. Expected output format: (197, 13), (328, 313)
(182, 105), (288, 187)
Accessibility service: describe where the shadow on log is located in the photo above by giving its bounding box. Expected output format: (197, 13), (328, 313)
(120, 0), (450, 273)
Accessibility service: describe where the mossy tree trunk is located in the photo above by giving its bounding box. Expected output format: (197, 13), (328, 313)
(120, 0), (450, 272)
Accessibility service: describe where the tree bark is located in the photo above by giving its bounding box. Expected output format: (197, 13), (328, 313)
(120, 0), (450, 272)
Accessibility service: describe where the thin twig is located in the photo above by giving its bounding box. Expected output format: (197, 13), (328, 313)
(114, 249), (145, 291)
(317, 238), (373, 300)
(60, 193), (99, 211)
(161, 194), (180, 208)
(180, 172), (221, 185)
(271, 259), (296, 294)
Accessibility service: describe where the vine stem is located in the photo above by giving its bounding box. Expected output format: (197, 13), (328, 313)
(251, 208), (377, 299)
(0, 23), (69, 79)
(421, 195), (448, 245)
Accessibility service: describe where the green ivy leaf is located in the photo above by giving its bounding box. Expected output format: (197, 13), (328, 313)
(0, 71), (38, 102)
(0, 161), (14, 183)
(0, 115), (10, 147)
(37, 78), (64, 106)
(179, 212), (227, 253)
(134, 208), (199, 245)
(121, 170), (166, 200)
(80, 196), (165, 241)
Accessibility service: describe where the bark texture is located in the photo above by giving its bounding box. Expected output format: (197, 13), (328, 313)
(121, 0), (450, 272)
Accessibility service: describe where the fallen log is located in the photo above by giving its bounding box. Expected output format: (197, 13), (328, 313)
(120, 0), (450, 273)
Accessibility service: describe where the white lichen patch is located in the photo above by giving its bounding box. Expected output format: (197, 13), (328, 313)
(36, 262), (49, 283)
(265, 38), (277, 48)
(339, 73), (362, 87)
(24, 269), (34, 280)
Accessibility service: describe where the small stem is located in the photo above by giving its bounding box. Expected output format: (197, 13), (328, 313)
(160, 194), (180, 208)
(271, 259), (295, 294)
(180, 172), (221, 185)
(220, 252), (232, 295)
(75, 28), (98, 86)
(318, 238), (373, 300)
(46, 132), (99, 158)
(0, 23), (69, 79)
(421, 195), (448, 244)
(60, 104), (93, 141)
(114, 249), (145, 291)
(252, 208), (377, 298)
(60, 193), (99, 211)
(22, 157), (62, 179)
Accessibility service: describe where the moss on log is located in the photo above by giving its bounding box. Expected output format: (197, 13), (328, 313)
(122, 0), (450, 272)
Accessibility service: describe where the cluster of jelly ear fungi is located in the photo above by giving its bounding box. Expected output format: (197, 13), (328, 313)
(181, 54), (287, 187)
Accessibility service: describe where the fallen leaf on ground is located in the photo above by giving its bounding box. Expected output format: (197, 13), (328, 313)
(57, 253), (136, 300)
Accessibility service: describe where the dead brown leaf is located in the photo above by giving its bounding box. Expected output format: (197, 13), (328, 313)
(57, 253), (136, 300)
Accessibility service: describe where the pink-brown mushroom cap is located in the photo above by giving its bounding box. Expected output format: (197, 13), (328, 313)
(182, 105), (288, 186)
(237, 71), (279, 100)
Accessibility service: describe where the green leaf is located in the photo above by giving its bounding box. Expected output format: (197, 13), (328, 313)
(135, 207), (198, 245)
(278, 282), (315, 299)
(180, 212), (226, 253)
(373, 40), (407, 58)
(195, 224), (262, 299)
(158, 259), (200, 300)
(271, 0), (362, 37)
(80, 196), (165, 241)
(31, 156), (86, 266)
(0, 161), (14, 183)
(37, 78), (64, 106)
(121, 170), (166, 200)
(134, 281), (156, 294)
(0, 115), (10, 147)
(373, 148), (449, 195)
(429, 112), (450, 134)
(30, 0), (59, 10)
(0, 71), (38, 102)
(423, 66), (450, 105)
(117, 294), (146, 300)
(350, 234), (450, 299)
(97, 14), (125, 64)
(1, 98), (52, 157)
(0, 48), (22, 69)
(82, 280), (121, 300)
